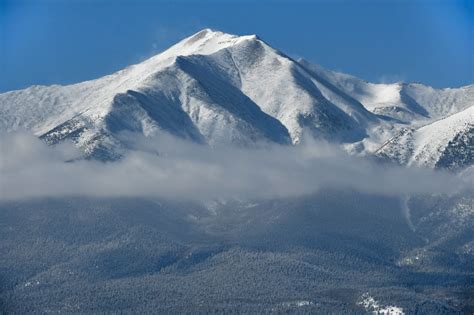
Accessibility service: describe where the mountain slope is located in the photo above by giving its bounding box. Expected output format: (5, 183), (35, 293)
(298, 59), (474, 124)
(0, 29), (379, 158)
(217, 37), (377, 143)
(0, 28), (472, 167)
(375, 106), (474, 169)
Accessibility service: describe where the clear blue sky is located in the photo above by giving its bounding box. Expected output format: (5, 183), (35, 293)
(1, 0), (472, 92)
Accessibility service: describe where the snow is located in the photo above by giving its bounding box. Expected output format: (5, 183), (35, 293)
(404, 83), (474, 119)
(298, 59), (473, 124)
(0, 29), (294, 155)
(0, 28), (472, 165)
(151, 28), (258, 60)
(0, 29), (257, 136)
(377, 106), (473, 168)
(358, 293), (405, 315)
(298, 60), (402, 109)
(411, 106), (473, 166)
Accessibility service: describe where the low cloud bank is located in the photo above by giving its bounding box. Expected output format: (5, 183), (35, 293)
(0, 132), (469, 201)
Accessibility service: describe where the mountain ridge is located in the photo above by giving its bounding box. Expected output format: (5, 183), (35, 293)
(1, 28), (472, 166)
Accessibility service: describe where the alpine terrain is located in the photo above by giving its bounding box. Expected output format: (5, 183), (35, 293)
(0, 29), (473, 313)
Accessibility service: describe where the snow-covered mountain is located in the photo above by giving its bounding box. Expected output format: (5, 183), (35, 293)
(0, 28), (472, 166)
(298, 59), (473, 168)
(375, 106), (473, 169)
(1, 28), (473, 314)
(298, 59), (474, 124)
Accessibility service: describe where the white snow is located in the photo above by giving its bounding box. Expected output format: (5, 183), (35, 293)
(0, 28), (472, 164)
(299, 59), (473, 124)
(376, 106), (473, 168)
(358, 293), (405, 315)
(410, 106), (473, 167)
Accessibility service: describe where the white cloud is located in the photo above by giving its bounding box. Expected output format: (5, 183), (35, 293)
(0, 132), (467, 201)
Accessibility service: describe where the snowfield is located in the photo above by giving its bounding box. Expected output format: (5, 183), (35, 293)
(1, 28), (472, 166)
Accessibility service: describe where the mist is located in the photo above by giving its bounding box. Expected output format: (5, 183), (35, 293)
(0, 131), (468, 202)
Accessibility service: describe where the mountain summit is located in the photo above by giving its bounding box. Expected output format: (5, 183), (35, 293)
(1, 29), (472, 166)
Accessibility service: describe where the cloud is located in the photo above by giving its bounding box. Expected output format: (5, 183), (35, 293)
(0, 132), (468, 202)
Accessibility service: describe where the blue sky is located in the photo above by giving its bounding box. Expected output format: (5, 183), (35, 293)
(1, 0), (472, 92)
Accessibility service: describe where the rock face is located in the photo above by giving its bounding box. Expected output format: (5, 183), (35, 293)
(0, 28), (473, 166)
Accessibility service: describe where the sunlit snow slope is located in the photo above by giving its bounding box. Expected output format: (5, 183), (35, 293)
(375, 106), (473, 169)
(0, 29), (472, 167)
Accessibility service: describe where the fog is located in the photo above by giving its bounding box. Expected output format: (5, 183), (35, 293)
(0, 132), (468, 201)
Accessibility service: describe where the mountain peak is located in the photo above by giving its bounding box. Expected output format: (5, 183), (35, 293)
(185, 28), (227, 42)
(154, 28), (260, 60)
(190, 27), (226, 37)
(190, 28), (257, 39)
(1, 30), (472, 168)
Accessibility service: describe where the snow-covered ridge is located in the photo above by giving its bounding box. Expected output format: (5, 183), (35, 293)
(0, 28), (472, 166)
(298, 59), (473, 124)
(376, 106), (473, 169)
(0, 29), (259, 135)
